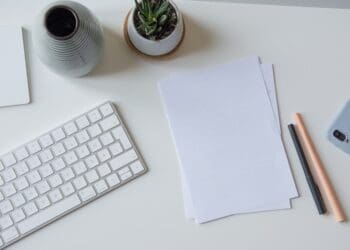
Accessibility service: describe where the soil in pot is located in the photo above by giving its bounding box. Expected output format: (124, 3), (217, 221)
(134, 0), (178, 40)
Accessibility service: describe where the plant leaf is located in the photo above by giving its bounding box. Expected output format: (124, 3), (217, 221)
(155, 0), (169, 18)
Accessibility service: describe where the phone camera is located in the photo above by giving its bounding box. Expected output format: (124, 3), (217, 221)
(333, 130), (347, 142)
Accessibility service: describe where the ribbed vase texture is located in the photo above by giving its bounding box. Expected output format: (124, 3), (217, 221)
(33, 1), (104, 77)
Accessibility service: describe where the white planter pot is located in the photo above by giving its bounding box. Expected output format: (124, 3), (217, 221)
(126, 0), (184, 56)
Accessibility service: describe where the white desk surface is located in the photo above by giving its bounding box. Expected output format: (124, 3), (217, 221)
(0, 0), (350, 249)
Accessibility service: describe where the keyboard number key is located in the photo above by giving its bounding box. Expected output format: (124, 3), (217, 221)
(26, 141), (41, 154)
(88, 109), (102, 123)
(2, 153), (16, 167)
(99, 103), (114, 117)
(51, 128), (66, 141)
(14, 147), (29, 161)
(76, 116), (90, 129)
(39, 134), (54, 148)
(64, 122), (78, 135)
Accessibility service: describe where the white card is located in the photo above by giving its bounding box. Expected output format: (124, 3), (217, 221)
(159, 57), (297, 223)
(0, 26), (30, 107)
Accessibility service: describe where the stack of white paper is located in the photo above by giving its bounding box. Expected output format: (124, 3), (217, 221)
(159, 56), (298, 223)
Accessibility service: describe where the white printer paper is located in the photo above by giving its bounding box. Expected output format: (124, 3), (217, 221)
(159, 57), (297, 223)
(183, 63), (289, 219)
(0, 26), (29, 107)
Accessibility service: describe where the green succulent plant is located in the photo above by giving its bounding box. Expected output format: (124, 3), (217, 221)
(134, 0), (177, 40)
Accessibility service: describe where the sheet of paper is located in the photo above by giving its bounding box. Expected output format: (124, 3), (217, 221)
(0, 26), (30, 107)
(183, 63), (289, 219)
(159, 57), (297, 223)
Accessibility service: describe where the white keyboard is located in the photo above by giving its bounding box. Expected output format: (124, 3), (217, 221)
(0, 102), (147, 248)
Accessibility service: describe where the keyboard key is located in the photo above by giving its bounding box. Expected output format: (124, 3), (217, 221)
(73, 176), (87, 190)
(36, 196), (50, 209)
(76, 145), (90, 159)
(18, 195), (81, 234)
(48, 174), (63, 188)
(24, 187), (38, 201)
(27, 155), (41, 169)
(88, 139), (102, 152)
(64, 151), (78, 165)
(88, 124), (102, 138)
(94, 180), (108, 193)
(14, 147), (29, 161)
(76, 115), (90, 129)
(36, 181), (50, 194)
(97, 164), (111, 177)
(85, 155), (99, 169)
(39, 150), (53, 163)
(120, 171), (133, 181)
(23, 202), (38, 216)
(39, 164), (53, 178)
(100, 115), (120, 131)
(112, 127), (132, 150)
(100, 132), (114, 146)
(73, 162), (87, 175)
(130, 161), (145, 174)
(48, 189), (63, 203)
(106, 173), (120, 187)
(64, 122), (78, 135)
(61, 183), (75, 196)
(88, 109), (102, 123)
(64, 137), (78, 150)
(85, 170), (98, 183)
(99, 103), (114, 116)
(51, 158), (66, 171)
(51, 143), (66, 156)
(2, 183), (16, 197)
(60, 168), (75, 181)
(97, 148), (111, 162)
(11, 209), (25, 223)
(14, 162), (29, 176)
(79, 186), (96, 201)
(27, 170), (41, 184)
(11, 194), (25, 207)
(51, 128), (66, 142)
(109, 150), (137, 171)
(2, 226), (19, 243)
(0, 215), (13, 229)
(75, 130), (90, 144)
(14, 177), (29, 191)
(109, 142), (123, 156)
(0, 200), (13, 214)
(26, 141), (41, 154)
(2, 153), (16, 167)
(39, 134), (54, 148)
(2, 168), (16, 182)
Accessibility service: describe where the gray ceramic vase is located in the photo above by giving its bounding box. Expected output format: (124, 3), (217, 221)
(33, 0), (104, 77)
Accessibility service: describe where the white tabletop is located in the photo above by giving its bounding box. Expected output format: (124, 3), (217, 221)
(0, 0), (350, 249)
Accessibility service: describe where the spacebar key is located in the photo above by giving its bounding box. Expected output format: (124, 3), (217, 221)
(18, 195), (81, 234)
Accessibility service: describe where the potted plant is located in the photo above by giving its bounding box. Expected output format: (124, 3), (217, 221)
(124, 0), (185, 57)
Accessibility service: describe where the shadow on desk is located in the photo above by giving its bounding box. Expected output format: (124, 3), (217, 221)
(90, 15), (214, 76)
(90, 26), (138, 77)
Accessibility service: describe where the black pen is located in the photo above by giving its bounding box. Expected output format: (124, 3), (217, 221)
(288, 124), (327, 214)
